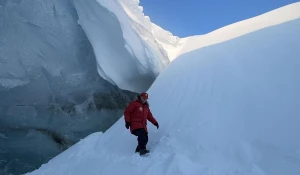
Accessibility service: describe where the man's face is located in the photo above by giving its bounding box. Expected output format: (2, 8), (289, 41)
(141, 96), (147, 103)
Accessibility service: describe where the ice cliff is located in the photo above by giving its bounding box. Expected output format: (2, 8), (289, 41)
(0, 0), (172, 174)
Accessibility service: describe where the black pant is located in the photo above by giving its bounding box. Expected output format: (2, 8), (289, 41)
(132, 129), (148, 152)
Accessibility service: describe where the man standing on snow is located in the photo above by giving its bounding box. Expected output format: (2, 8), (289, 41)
(124, 92), (159, 155)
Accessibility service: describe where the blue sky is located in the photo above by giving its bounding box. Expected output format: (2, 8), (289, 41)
(139, 0), (298, 37)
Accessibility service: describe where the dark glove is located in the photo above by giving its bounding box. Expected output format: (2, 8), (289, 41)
(154, 122), (159, 129)
(125, 122), (130, 129)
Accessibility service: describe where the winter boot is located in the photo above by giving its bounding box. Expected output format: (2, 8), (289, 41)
(139, 149), (150, 155)
(135, 145), (140, 153)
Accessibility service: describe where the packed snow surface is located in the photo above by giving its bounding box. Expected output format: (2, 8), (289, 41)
(28, 6), (300, 175)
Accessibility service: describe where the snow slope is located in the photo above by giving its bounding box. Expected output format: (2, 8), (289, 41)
(27, 12), (300, 175)
(173, 2), (300, 60)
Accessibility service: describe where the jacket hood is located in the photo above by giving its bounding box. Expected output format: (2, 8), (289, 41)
(134, 95), (149, 106)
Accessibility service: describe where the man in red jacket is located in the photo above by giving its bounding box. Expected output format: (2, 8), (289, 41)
(124, 92), (159, 155)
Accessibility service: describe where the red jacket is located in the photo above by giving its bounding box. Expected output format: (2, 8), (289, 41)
(124, 98), (158, 133)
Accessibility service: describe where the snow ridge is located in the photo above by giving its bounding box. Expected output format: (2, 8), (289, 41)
(176, 2), (300, 60)
(107, 1), (300, 61)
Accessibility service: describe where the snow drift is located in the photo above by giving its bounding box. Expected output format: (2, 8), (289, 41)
(74, 0), (171, 92)
(27, 4), (300, 175)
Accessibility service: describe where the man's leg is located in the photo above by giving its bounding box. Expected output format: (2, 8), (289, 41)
(138, 130), (150, 155)
(133, 129), (148, 152)
(138, 130), (148, 150)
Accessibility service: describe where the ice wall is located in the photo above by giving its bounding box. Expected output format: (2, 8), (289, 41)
(0, 0), (147, 174)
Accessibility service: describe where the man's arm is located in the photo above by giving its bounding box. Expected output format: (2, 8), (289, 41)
(124, 102), (135, 123)
(147, 110), (159, 128)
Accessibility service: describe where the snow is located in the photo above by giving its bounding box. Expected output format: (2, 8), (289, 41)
(100, 1), (300, 62)
(118, 0), (181, 60)
(174, 2), (300, 60)
(74, 0), (170, 92)
(27, 3), (300, 175)
(3, 0), (297, 93)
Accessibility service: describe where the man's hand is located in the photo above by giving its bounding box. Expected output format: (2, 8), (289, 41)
(125, 122), (130, 129)
(154, 122), (159, 129)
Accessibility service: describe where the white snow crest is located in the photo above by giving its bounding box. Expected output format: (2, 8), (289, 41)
(74, 0), (170, 92)
(97, 0), (170, 74)
(177, 2), (300, 59)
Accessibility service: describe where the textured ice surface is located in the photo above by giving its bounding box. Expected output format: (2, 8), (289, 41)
(0, 0), (136, 174)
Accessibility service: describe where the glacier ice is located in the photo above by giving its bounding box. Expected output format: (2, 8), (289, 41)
(0, 0), (156, 174)
(0, 0), (174, 173)
(0, 0), (173, 93)
(74, 0), (172, 92)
